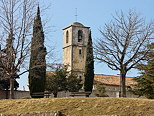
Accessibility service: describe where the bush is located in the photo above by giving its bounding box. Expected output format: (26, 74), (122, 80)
(94, 84), (108, 97)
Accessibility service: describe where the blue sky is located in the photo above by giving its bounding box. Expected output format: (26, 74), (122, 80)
(17, 0), (154, 90)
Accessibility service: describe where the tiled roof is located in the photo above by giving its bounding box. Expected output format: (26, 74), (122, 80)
(94, 74), (135, 86)
(46, 71), (135, 86)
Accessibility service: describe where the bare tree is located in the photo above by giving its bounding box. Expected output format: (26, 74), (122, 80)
(94, 10), (154, 97)
(0, 0), (38, 99)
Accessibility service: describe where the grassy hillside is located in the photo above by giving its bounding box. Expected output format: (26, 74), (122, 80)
(0, 97), (154, 116)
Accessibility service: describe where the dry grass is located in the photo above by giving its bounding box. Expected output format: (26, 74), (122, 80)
(0, 97), (154, 116)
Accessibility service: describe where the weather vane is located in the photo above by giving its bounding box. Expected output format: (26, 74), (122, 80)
(75, 8), (78, 22)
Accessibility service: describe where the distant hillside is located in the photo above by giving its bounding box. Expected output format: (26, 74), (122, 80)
(0, 97), (154, 116)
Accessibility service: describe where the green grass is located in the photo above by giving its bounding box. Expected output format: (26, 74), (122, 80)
(0, 97), (154, 116)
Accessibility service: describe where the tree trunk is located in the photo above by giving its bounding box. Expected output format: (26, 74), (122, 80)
(10, 78), (14, 99)
(120, 72), (126, 97)
(5, 89), (9, 99)
(53, 92), (57, 98)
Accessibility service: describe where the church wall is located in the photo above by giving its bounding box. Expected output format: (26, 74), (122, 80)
(63, 27), (73, 47)
(63, 27), (73, 71)
(72, 46), (86, 71)
(72, 26), (89, 46)
(62, 23), (89, 81)
(63, 46), (72, 71)
(71, 26), (89, 80)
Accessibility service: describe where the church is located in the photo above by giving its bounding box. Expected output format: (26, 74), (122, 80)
(62, 22), (136, 98)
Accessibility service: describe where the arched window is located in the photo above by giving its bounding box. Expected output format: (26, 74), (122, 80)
(66, 31), (69, 43)
(78, 30), (83, 42)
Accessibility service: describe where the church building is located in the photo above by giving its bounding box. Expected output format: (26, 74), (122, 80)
(62, 22), (136, 98)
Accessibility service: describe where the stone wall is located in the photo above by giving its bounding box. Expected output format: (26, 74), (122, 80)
(0, 90), (30, 99)
(0, 90), (140, 99)
(14, 91), (30, 99)
(46, 90), (139, 98)
(0, 90), (8, 99)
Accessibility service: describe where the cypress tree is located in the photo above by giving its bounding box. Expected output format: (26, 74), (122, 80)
(84, 30), (94, 92)
(28, 6), (46, 98)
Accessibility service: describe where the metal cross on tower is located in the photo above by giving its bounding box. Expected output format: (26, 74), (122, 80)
(75, 8), (78, 22)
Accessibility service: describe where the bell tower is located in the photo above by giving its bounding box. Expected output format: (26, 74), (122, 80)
(63, 22), (90, 80)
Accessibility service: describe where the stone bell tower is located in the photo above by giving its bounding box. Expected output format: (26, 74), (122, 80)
(62, 22), (90, 80)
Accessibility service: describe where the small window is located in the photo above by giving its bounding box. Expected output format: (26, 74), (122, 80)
(66, 31), (69, 43)
(79, 76), (82, 80)
(78, 30), (83, 42)
(79, 49), (82, 55)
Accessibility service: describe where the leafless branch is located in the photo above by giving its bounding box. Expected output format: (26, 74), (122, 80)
(94, 10), (154, 97)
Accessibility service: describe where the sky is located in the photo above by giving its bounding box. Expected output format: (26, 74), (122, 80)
(17, 0), (154, 90)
